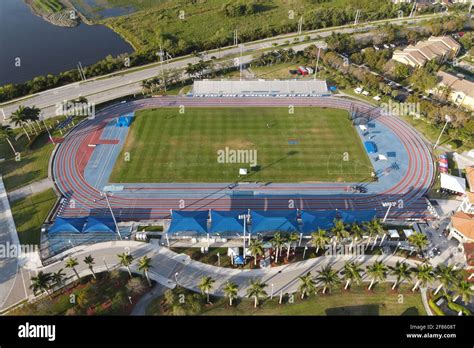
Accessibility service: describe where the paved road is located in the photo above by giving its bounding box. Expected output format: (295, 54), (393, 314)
(2, 240), (441, 314)
(0, 14), (443, 123)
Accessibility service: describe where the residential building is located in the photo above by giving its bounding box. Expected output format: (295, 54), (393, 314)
(392, 36), (461, 67)
(433, 71), (474, 111)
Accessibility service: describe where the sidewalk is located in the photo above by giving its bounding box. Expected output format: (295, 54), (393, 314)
(7, 178), (53, 202)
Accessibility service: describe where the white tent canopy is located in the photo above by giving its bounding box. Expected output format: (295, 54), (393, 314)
(359, 125), (368, 131)
(377, 154), (388, 161)
(403, 229), (414, 238)
(388, 229), (400, 238)
(440, 173), (466, 194)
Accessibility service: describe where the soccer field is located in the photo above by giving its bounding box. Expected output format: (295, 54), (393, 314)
(110, 107), (373, 183)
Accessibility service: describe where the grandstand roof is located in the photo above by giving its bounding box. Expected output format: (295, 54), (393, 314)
(49, 217), (86, 234)
(209, 210), (245, 234)
(83, 217), (115, 233)
(192, 79), (328, 96)
(251, 210), (299, 233)
(168, 210), (208, 234)
(300, 210), (337, 233)
(337, 209), (377, 224)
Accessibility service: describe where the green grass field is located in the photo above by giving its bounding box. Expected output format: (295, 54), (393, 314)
(146, 284), (426, 316)
(11, 189), (57, 245)
(110, 107), (373, 183)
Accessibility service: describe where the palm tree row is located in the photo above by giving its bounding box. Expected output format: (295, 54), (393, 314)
(10, 105), (42, 141)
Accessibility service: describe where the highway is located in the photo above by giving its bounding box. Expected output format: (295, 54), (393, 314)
(0, 14), (444, 123)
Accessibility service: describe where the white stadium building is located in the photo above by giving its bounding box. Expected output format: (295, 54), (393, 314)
(190, 79), (329, 97)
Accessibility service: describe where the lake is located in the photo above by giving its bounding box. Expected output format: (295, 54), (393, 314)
(0, 0), (133, 86)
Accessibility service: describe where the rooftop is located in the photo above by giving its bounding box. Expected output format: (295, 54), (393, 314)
(452, 211), (474, 240)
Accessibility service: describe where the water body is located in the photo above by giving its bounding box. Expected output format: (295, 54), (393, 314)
(0, 0), (133, 86)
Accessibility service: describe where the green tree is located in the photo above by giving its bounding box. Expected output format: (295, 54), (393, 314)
(366, 261), (388, 290)
(198, 276), (215, 303)
(51, 268), (66, 291)
(65, 257), (80, 280)
(453, 280), (474, 305)
(10, 105), (31, 140)
(248, 239), (264, 266)
(298, 272), (316, 299)
(310, 229), (330, 253)
(270, 232), (285, 263)
(83, 255), (96, 279)
(389, 261), (412, 290)
(117, 252), (135, 278)
(316, 265), (340, 294)
(30, 271), (52, 299)
(411, 263), (434, 292)
(331, 219), (349, 245)
(408, 232), (429, 256)
(0, 124), (17, 155)
(286, 232), (299, 259)
(138, 256), (153, 287)
(434, 264), (462, 296)
(223, 281), (239, 306)
(246, 279), (268, 308)
(342, 261), (363, 290)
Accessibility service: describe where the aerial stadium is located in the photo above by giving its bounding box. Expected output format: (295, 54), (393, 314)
(43, 80), (436, 256)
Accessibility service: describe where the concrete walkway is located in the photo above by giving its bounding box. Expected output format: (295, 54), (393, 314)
(131, 283), (167, 315)
(7, 178), (53, 202)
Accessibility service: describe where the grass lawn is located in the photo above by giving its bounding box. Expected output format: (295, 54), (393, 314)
(10, 189), (57, 245)
(110, 107), (373, 183)
(146, 284), (426, 316)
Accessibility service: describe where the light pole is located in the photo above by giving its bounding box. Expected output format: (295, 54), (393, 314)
(303, 246), (308, 259)
(434, 115), (451, 149)
(102, 191), (122, 240)
(41, 113), (54, 144)
(382, 201), (396, 223)
(239, 213), (248, 258)
(270, 283), (274, 299)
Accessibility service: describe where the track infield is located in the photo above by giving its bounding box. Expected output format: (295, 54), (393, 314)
(109, 107), (373, 183)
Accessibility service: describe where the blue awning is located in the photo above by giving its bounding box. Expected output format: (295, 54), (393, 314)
(83, 217), (116, 233)
(48, 217), (86, 234)
(168, 210), (208, 234)
(364, 141), (377, 153)
(250, 210), (299, 233)
(300, 210), (338, 234)
(337, 209), (377, 224)
(209, 210), (246, 235)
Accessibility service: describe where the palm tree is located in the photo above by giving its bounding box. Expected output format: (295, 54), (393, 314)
(408, 232), (429, 256)
(434, 264), (462, 296)
(331, 219), (349, 245)
(198, 276), (215, 303)
(0, 125), (17, 155)
(51, 268), (66, 290)
(25, 105), (41, 134)
(83, 255), (96, 279)
(310, 229), (330, 254)
(452, 280), (473, 305)
(270, 232), (285, 263)
(364, 218), (384, 249)
(30, 271), (52, 299)
(298, 272), (316, 299)
(10, 105), (31, 140)
(316, 265), (340, 294)
(286, 232), (299, 259)
(350, 223), (364, 245)
(65, 257), (80, 280)
(411, 263), (434, 292)
(246, 279), (268, 308)
(248, 239), (264, 266)
(366, 261), (388, 290)
(342, 261), (363, 290)
(223, 281), (239, 306)
(138, 256), (153, 287)
(117, 252), (135, 278)
(389, 261), (412, 290)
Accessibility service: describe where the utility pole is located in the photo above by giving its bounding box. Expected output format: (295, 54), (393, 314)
(102, 191), (123, 240)
(409, 1), (417, 18)
(298, 16), (303, 35)
(314, 46), (321, 80)
(233, 29), (238, 46)
(77, 62), (86, 81)
(434, 115), (451, 149)
(239, 44), (243, 81)
(354, 10), (361, 25)
(159, 43), (167, 93)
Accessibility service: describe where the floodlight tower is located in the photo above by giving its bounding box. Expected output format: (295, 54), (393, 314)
(102, 191), (122, 240)
(434, 115), (451, 149)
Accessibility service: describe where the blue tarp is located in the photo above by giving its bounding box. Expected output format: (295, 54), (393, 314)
(209, 210), (246, 235)
(48, 217), (86, 234)
(300, 210), (338, 233)
(83, 217), (116, 233)
(234, 255), (245, 265)
(168, 210), (208, 234)
(251, 210), (299, 233)
(116, 114), (133, 127)
(364, 141), (377, 153)
(336, 209), (377, 224)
